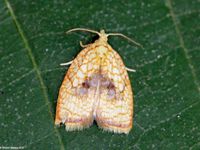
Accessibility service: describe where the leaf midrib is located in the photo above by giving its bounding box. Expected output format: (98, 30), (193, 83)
(4, 0), (65, 149)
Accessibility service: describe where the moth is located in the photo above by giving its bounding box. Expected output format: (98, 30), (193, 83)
(55, 28), (142, 134)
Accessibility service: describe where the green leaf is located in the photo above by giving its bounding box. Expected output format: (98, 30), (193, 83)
(1, 0), (200, 149)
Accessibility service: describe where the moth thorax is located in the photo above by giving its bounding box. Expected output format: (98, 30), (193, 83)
(96, 46), (107, 57)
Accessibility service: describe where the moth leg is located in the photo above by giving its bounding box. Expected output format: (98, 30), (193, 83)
(125, 67), (136, 72)
(60, 60), (73, 66)
(80, 41), (90, 48)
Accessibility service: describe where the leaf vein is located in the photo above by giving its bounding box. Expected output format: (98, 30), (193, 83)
(4, 0), (65, 149)
(166, 0), (200, 93)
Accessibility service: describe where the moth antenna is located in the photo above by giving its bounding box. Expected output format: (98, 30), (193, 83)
(60, 60), (73, 66)
(66, 28), (101, 36)
(107, 33), (143, 48)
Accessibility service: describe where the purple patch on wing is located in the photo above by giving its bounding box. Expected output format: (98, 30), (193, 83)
(107, 89), (116, 99)
(78, 87), (88, 95)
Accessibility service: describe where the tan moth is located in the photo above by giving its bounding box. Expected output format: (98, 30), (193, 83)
(55, 28), (142, 134)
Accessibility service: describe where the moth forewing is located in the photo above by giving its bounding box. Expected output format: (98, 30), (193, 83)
(55, 28), (140, 134)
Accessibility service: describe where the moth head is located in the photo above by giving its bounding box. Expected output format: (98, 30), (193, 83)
(99, 29), (108, 42)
